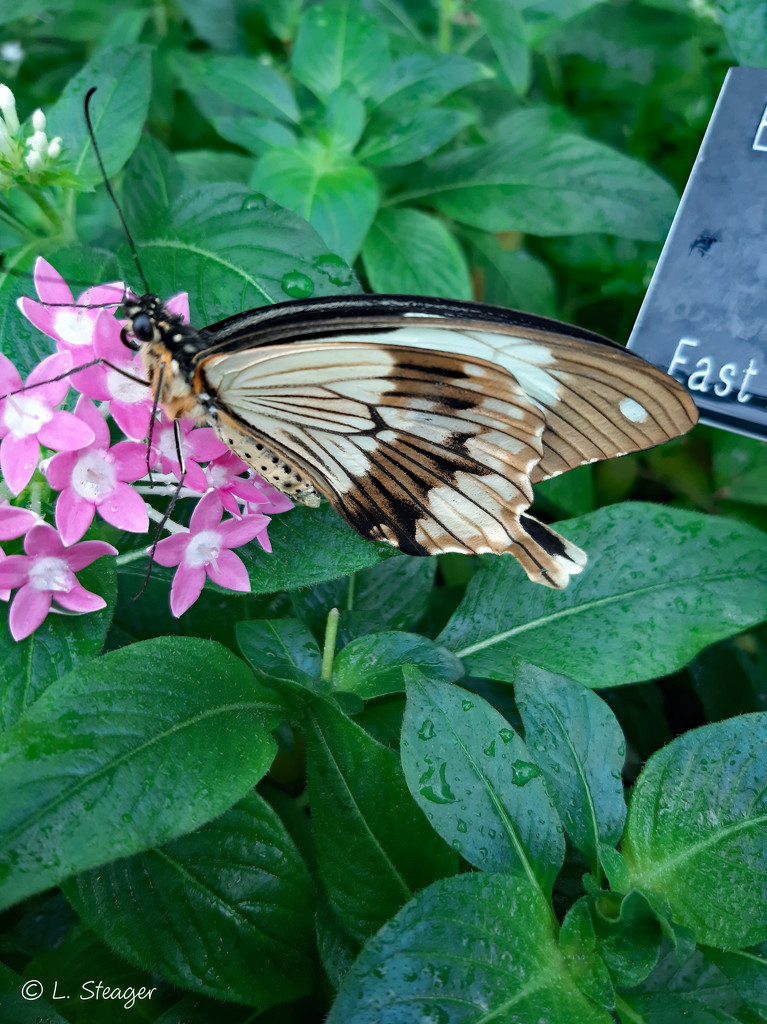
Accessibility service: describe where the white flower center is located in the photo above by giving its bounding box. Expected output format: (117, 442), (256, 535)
(107, 366), (148, 404)
(29, 555), (73, 593)
(185, 529), (222, 569)
(52, 308), (94, 347)
(71, 449), (116, 502)
(4, 394), (53, 438)
(206, 462), (230, 489)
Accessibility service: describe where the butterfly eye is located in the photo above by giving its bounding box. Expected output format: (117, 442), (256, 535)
(131, 312), (155, 342)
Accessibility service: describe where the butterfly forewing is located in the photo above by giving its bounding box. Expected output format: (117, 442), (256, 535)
(199, 340), (587, 586)
(200, 294), (698, 486)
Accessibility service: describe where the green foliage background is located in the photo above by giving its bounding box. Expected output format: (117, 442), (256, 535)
(1, 1), (767, 1022)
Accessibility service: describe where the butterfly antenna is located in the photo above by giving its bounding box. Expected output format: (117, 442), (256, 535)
(84, 87), (150, 295)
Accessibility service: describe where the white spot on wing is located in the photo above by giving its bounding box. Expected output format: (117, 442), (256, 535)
(619, 397), (648, 423)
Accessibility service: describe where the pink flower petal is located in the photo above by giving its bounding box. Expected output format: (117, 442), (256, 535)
(0, 353), (22, 396)
(9, 583), (52, 640)
(25, 351), (73, 402)
(0, 554), (33, 588)
(187, 428), (228, 462)
(189, 491), (223, 533)
(64, 539), (118, 571)
(153, 532), (191, 567)
(54, 583), (106, 614)
(34, 257), (73, 305)
(170, 562), (206, 617)
(219, 512), (270, 549)
(78, 282), (124, 308)
(45, 450), (78, 491)
(166, 293), (190, 322)
(55, 488), (95, 545)
(256, 522), (272, 553)
(180, 460), (208, 492)
(111, 441), (151, 482)
(72, 396), (110, 448)
(96, 482), (149, 534)
(0, 505), (38, 540)
(111, 400), (152, 441)
(1, 433), (41, 495)
(25, 523), (64, 556)
(38, 410), (95, 452)
(207, 548), (250, 591)
(67, 362), (110, 401)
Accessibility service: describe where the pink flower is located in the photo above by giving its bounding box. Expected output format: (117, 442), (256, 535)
(150, 416), (228, 492)
(16, 257), (124, 364)
(0, 523), (117, 640)
(0, 351), (94, 495)
(153, 491), (270, 617)
(202, 451), (271, 513)
(45, 396), (149, 545)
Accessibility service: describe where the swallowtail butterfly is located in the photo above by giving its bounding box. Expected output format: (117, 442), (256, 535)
(123, 291), (698, 589)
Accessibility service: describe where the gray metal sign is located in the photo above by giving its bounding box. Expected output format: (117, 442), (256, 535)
(628, 66), (767, 440)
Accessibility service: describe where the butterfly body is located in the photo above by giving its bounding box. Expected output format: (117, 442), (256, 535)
(123, 292), (697, 589)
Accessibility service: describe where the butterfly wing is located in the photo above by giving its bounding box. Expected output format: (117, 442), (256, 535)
(199, 341), (587, 587)
(200, 294), (698, 485)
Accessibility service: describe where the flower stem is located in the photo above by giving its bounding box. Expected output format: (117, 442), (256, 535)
(320, 607), (339, 684)
(20, 186), (64, 235)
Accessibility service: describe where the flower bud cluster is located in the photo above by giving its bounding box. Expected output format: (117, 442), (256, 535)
(0, 83), (62, 185)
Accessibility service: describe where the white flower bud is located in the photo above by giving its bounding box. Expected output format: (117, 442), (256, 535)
(0, 117), (14, 160)
(0, 42), (23, 64)
(24, 149), (42, 173)
(47, 136), (61, 159)
(27, 130), (47, 154)
(0, 83), (19, 134)
(31, 108), (45, 132)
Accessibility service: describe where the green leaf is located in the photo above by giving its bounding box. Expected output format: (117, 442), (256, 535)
(473, 0), (532, 94)
(514, 665), (626, 874)
(536, 465), (596, 517)
(176, 149), (253, 186)
(324, 83), (365, 154)
(171, 53), (299, 122)
(66, 792), (316, 1007)
(714, 0), (767, 67)
(305, 693), (457, 942)
(402, 674), (565, 895)
(327, 874), (614, 1024)
(399, 114), (679, 240)
(240, 504), (393, 596)
(713, 431), (767, 505)
(371, 53), (493, 116)
(438, 504), (767, 688)
(560, 899), (615, 1009)
(0, 637), (281, 911)
(619, 946), (746, 1023)
(463, 228), (558, 317)
(0, 961), (70, 1023)
(175, 0), (243, 53)
(703, 943), (767, 1018)
(333, 632), (463, 699)
(251, 141), (378, 261)
(211, 115), (296, 156)
(121, 135), (184, 239)
(592, 890), (663, 989)
(120, 182), (359, 325)
(0, 559), (116, 732)
(237, 619), (321, 686)
(359, 108), (476, 166)
(291, 0), (390, 101)
(361, 207), (472, 298)
(622, 713), (767, 948)
(47, 45), (151, 186)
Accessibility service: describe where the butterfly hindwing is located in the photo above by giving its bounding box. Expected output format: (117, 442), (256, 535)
(200, 340), (587, 587)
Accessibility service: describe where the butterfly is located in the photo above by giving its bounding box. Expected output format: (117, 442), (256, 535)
(122, 290), (698, 589)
